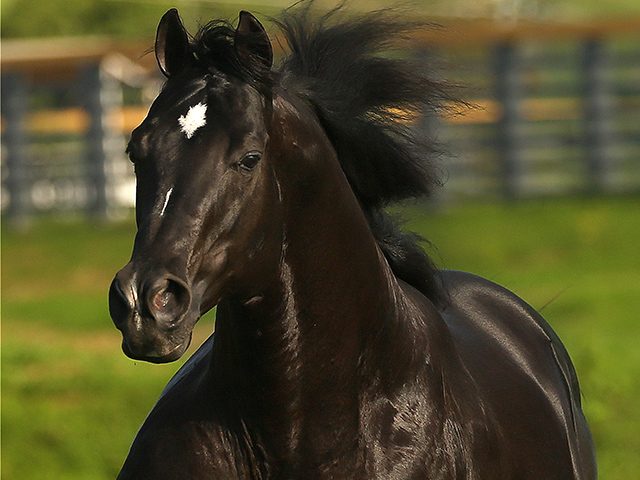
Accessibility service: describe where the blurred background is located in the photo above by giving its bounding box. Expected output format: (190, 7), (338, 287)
(2, 0), (639, 478)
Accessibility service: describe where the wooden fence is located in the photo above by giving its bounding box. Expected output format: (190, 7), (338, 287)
(415, 19), (640, 200)
(2, 19), (639, 224)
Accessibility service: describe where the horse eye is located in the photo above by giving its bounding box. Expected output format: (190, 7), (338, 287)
(237, 153), (262, 172)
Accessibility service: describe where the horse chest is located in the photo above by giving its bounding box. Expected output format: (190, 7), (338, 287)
(118, 422), (233, 479)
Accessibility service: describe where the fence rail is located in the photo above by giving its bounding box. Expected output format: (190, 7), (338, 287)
(419, 19), (640, 200)
(2, 19), (640, 224)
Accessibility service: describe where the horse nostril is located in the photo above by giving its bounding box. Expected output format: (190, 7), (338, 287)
(152, 284), (177, 312)
(109, 276), (133, 328)
(146, 276), (191, 327)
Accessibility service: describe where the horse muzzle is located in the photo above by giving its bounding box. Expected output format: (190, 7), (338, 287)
(109, 264), (195, 363)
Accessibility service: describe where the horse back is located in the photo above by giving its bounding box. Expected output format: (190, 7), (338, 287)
(439, 270), (597, 480)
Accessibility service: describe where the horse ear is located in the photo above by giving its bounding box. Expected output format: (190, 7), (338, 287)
(155, 9), (191, 78)
(235, 11), (273, 71)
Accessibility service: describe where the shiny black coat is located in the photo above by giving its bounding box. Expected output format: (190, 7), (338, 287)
(110, 7), (596, 479)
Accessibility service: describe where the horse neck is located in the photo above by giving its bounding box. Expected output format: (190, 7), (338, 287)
(208, 92), (438, 474)
(257, 90), (420, 385)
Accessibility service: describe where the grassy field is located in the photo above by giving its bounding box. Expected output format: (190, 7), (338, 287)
(2, 197), (640, 479)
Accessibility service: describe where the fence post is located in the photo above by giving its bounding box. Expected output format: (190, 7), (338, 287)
(1, 72), (31, 226)
(83, 62), (126, 220)
(494, 42), (525, 200)
(582, 38), (613, 194)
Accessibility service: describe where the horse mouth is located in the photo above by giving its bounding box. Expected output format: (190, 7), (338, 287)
(121, 331), (192, 364)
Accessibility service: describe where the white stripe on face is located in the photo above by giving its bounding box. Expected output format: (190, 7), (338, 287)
(160, 187), (173, 216)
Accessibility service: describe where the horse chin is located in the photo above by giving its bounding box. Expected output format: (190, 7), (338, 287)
(121, 331), (192, 364)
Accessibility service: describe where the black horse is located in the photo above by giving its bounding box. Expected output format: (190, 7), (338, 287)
(109, 5), (597, 479)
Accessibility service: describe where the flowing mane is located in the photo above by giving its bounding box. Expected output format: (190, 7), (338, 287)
(188, 5), (453, 304)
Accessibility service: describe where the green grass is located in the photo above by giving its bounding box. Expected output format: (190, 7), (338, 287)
(1, 220), (216, 479)
(3, 197), (640, 479)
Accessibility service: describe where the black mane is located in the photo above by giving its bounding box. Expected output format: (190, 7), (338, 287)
(276, 5), (450, 206)
(276, 5), (451, 303)
(191, 4), (450, 304)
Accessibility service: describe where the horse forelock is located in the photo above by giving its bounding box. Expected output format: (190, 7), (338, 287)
(188, 21), (274, 93)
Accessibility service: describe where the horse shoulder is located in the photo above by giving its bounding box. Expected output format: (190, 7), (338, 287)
(439, 270), (596, 479)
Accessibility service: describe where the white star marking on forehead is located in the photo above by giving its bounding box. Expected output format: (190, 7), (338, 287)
(178, 102), (207, 139)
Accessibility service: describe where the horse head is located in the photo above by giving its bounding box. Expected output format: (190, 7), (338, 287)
(109, 10), (284, 363)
